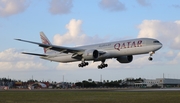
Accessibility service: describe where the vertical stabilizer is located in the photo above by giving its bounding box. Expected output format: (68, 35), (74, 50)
(40, 32), (52, 53)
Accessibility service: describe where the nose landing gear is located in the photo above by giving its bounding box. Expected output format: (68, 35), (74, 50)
(149, 51), (155, 61)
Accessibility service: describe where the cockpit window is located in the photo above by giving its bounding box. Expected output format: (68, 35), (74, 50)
(153, 41), (160, 43)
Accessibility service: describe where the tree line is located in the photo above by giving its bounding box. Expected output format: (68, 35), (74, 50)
(0, 77), (144, 88)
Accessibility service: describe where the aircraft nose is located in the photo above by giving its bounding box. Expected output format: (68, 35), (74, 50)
(157, 42), (163, 50)
(153, 42), (163, 51)
(159, 42), (163, 48)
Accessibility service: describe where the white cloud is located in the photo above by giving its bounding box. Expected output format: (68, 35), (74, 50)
(49, 0), (73, 15)
(137, 20), (180, 50)
(167, 51), (180, 65)
(99, 0), (126, 12)
(177, 52), (180, 58)
(0, 0), (29, 17)
(165, 50), (175, 59)
(136, 0), (151, 7)
(172, 4), (180, 9)
(53, 19), (109, 46)
(0, 48), (32, 62)
(0, 48), (48, 71)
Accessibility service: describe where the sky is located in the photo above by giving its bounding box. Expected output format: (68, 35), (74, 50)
(0, 0), (180, 82)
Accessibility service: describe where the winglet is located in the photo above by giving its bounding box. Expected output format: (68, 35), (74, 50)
(15, 38), (22, 41)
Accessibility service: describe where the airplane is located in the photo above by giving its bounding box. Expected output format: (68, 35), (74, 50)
(15, 32), (162, 69)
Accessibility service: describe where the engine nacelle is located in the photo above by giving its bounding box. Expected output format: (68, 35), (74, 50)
(116, 55), (133, 63)
(83, 49), (99, 60)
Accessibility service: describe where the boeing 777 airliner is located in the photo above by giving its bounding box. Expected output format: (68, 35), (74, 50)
(16, 32), (162, 69)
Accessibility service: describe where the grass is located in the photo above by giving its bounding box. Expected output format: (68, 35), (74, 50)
(0, 90), (180, 103)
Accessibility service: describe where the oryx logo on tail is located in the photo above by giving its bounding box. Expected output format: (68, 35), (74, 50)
(40, 32), (52, 53)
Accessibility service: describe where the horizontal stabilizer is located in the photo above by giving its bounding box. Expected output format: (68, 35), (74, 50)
(22, 52), (47, 57)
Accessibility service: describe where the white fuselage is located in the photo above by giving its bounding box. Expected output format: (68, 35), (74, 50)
(41, 38), (162, 63)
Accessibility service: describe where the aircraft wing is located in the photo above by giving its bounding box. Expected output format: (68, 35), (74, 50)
(15, 39), (84, 53)
(22, 52), (47, 56)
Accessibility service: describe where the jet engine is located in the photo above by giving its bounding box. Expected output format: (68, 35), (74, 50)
(83, 49), (99, 60)
(116, 55), (133, 63)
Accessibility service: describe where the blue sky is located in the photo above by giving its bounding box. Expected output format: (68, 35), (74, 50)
(0, 0), (180, 82)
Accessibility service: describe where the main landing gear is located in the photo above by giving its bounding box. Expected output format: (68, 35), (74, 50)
(148, 51), (155, 61)
(78, 59), (108, 69)
(78, 58), (89, 67)
(78, 62), (89, 67)
(98, 60), (108, 69)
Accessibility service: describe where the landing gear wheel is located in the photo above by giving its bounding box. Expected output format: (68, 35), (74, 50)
(98, 65), (102, 69)
(78, 64), (82, 67)
(97, 64), (108, 69)
(85, 62), (89, 65)
(148, 57), (153, 61)
(78, 62), (89, 68)
(97, 59), (108, 69)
